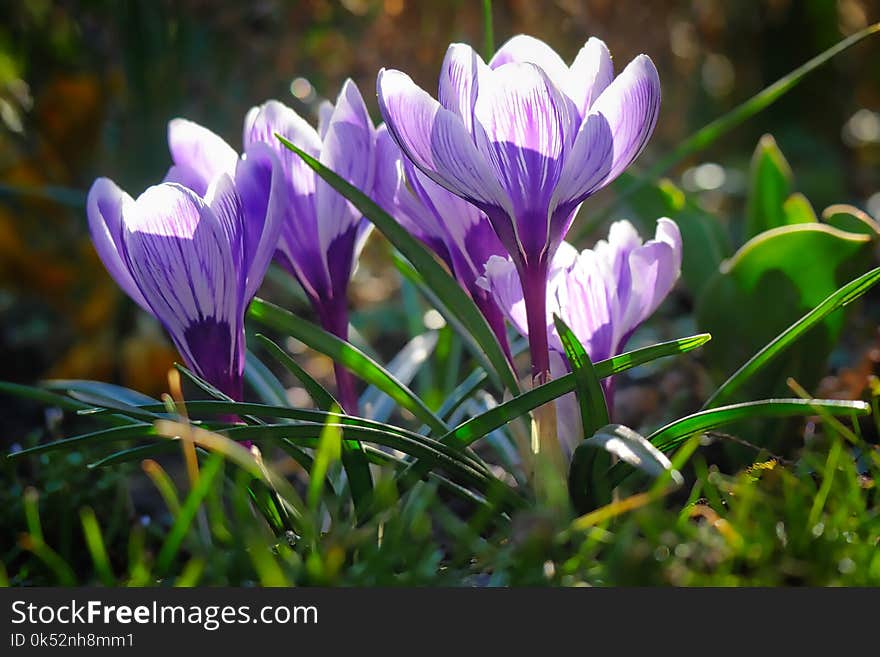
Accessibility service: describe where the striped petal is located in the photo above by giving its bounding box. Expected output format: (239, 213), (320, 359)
(473, 62), (575, 260)
(315, 79), (375, 255)
(86, 177), (150, 312)
(167, 119), (238, 196)
(377, 68), (512, 217)
(548, 55), (660, 248)
(119, 183), (241, 386)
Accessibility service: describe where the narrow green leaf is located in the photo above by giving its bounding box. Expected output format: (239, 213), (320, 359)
(570, 424), (683, 513)
(650, 398), (870, 452)
(174, 364), (232, 401)
(360, 331), (438, 423)
(244, 349), (289, 406)
(0, 381), (133, 427)
(436, 368), (489, 421)
(554, 314), (609, 439)
(156, 452), (225, 576)
(447, 334), (711, 448)
(308, 407), (344, 512)
(44, 380), (160, 408)
(554, 314), (612, 512)
(704, 265), (880, 408)
(394, 334), (710, 490)
(88, 443), (180, 468)
(255, 334), (338, 411)
(393, 253), (499, 381)
(249, 297), (448, 434)
(222, 423), (523, 510)
(587, 424), (682, 481)
(79, 507), (115, 586)
(9, 423), (157, 458)
(276, 134), (520, 394)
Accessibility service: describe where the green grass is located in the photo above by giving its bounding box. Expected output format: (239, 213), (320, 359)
(3, 397), (877, 586)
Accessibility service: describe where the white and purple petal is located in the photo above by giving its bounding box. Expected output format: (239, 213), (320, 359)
(234, 142), (286, 301)
(568, 37), (614, 117)
(472, 62), (575, 260)
(118, 183), (243, 396)
(166, 119), (238, 196)
(86, 177), (150, 312)
(438, 43), (488, 134)
(377, 68), (512, 218)
(315, 79), (375, 255)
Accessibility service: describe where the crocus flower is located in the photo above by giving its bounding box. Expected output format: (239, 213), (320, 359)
(378, 34), (661, 382)
(243, 80), (378, 414)
(87, 142), (283, 401)
(480, 218), (682, 455)
(373, 126), (512, 361)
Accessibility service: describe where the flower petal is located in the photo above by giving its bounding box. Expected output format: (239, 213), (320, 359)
(317, 99), (334, 139)
(86, 177), (150, 312)
(568, 37), (614, 116)
(551, 248), (615, 361)
(167, 119), (238, 196)
(549, 55), (660, 237)
(549, 349), (581, 458)
(489, 35), (570, 88)
(235, 142), (286, 301)
(244, 100), (329, 299)
(119, 184), (243, 389)
(619, 218), (681, 335)
(589, 55), (661, 183)
(377, 68), (511, 215)
(315, 79), (374, 255)
(438, 43), (488, 134)
(243, 100), (321, 184)
(473, 62), (574, 259)
(479, 255), (528, 337)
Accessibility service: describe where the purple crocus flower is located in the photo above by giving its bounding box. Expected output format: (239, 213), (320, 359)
(479, 218), (682, 455)
(373, 126), (512, 361)
(377, 34), (661, 382)
(242, 81), (378, 414)
(87, 141), (284, 401)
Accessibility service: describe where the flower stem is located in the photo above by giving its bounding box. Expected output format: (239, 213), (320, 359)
(518, 260), (565, 486)
(317, 301), (360, 416)
(519, 260), (551, 384)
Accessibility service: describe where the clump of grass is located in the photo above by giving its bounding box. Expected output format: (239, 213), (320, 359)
(4, 402), (878, 586)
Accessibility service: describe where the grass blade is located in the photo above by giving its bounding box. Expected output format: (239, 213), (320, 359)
(393, 253), (499, 381)
(250, 297), (448, 434)
(308, 408), (343, 512)
(155, 452), (225, 576)
(277, 134), (520, 394)
(221, 423), (522, 510)
(650, 398), (871, 452)
(244, 349), (289, 406)
(255, 334), (338, 410)
(554, 315), (609, 440)
(0, 381), (133, 427)
(704, 265), (880, 408)
(9, 423), (157, 458)
(360, 331), (438, 423)
(79, 507), (115, 586)
(447, 334), (711, 448)
(569, 424), (683, 513)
